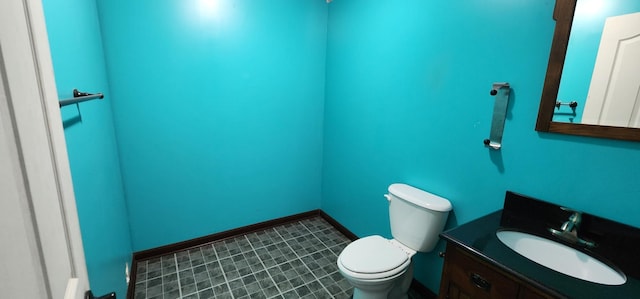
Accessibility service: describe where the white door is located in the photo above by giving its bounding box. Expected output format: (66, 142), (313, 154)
(582, 12), (640, 127)
(0, 0), (89, 299)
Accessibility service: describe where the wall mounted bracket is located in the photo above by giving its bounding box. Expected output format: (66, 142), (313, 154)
(484, 82), (511, 150)
(59, 88), (104, 108)
(85, 290), (115, 299)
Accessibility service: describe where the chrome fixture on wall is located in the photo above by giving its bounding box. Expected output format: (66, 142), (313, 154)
(484, 82), (511, 150)
(59, 88), (104, 108)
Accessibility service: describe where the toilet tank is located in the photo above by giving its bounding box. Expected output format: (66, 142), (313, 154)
(387, 183), (452, 252)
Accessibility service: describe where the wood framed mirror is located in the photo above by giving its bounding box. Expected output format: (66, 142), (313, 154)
(536, 0), (640, 142)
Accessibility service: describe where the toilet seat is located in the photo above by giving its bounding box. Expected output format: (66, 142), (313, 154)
(338, 235), (411, 280)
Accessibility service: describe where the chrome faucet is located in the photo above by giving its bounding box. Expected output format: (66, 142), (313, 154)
(548, 209), (596, 248)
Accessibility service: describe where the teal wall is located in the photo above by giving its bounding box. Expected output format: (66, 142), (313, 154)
(42, 0), (132, 297)
(556, 0), (640, 122)
(95, 0), (328, 251)
(322, 0), (640, 293)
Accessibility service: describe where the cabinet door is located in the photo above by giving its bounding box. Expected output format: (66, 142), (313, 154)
(439, 244), (519, 299)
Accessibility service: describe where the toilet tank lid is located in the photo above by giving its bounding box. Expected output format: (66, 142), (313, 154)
(388, 183), (452, 212)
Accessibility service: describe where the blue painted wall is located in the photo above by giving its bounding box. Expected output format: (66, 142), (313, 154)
(42, 0), (132, 297)
(95, 0), (328, 251)
(322, 0), (640, 293)
(556, 0), (640, 122)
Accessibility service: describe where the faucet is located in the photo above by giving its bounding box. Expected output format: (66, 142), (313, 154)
(548, 209), (596, 248)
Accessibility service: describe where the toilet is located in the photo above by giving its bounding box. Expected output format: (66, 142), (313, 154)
(337, 183), (452, 299)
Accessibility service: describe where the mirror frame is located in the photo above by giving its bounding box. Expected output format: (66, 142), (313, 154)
(536, 0), (640, 142)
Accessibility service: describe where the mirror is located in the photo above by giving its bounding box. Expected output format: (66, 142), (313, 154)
(536, 0), (640, 141)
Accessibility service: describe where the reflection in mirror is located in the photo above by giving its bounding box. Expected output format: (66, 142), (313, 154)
(554, 0), (640, 127)
(536, 0), (640, 142)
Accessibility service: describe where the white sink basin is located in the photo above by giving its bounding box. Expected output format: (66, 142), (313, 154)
(496, 230), (626, 285)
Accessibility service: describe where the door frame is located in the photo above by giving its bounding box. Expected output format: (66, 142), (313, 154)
(0, 0), (89, 298)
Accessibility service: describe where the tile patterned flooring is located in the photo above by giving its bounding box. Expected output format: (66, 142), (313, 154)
(132, 216), (428, 299)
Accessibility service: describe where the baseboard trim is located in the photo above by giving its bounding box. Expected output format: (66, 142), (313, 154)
(126, 209), (436, 299)
(318, 210), (358, 241)
(132, 209), (321, 261)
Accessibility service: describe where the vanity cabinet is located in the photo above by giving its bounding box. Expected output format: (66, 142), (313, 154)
(438, 243), (557, 299)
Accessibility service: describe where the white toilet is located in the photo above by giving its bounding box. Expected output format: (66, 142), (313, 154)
(337, 183), (452, 299)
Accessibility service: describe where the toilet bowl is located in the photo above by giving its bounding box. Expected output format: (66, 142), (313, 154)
(338, 236), (415, 299)
(337, 183), (452, 299)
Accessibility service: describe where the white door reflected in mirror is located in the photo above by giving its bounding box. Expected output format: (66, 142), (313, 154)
(582, 12), (640, 128)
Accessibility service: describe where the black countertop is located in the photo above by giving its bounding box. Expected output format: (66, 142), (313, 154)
(440, 192), (640, 299)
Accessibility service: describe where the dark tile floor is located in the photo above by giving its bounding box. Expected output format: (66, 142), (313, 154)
(132, 216), (428, 299)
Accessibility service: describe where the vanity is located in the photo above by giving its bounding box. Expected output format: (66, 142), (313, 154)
(437, 192), (640, 299)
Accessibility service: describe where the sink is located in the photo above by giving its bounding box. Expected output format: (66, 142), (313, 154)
(496, 230), (626, 285)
